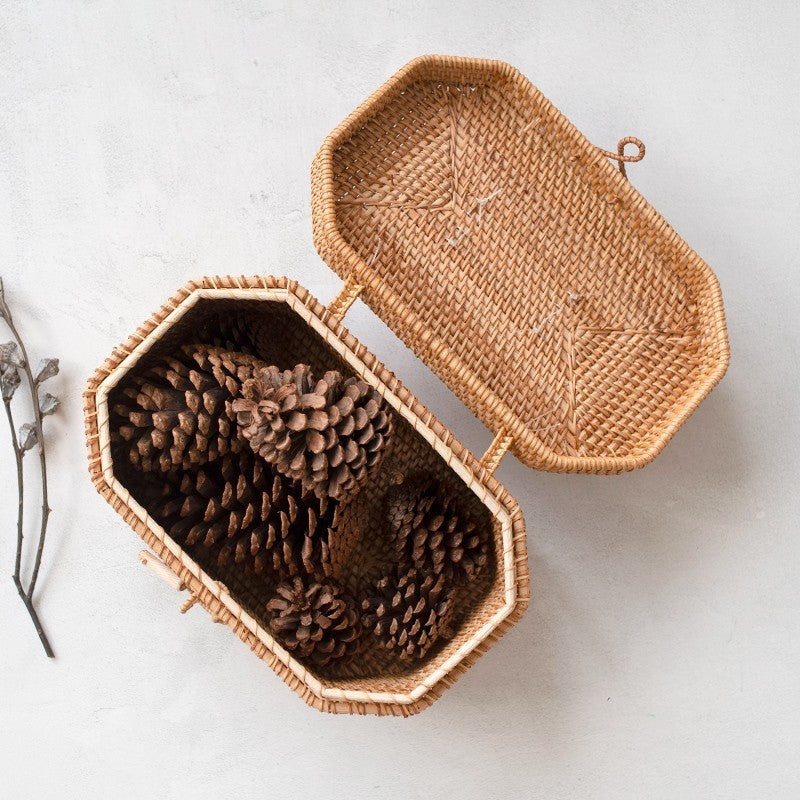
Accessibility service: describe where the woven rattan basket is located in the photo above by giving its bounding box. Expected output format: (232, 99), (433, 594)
(84, 55), (728, 716)
(84, 276), (529, 716)
(311, 55), (729, 472)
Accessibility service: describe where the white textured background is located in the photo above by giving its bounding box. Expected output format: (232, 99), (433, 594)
(1, 2), (798, 798)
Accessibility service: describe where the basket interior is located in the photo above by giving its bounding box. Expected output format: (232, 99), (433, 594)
(321, 57), (728, 467)
(108, 296), (506, 695)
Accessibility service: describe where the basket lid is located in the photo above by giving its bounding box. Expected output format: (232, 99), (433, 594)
(311, 55), (729, 474)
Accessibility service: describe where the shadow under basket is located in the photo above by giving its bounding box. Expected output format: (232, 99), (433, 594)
(84, 276), (529, 716)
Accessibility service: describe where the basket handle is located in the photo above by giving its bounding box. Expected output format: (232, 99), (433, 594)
(597, 137), (645, 179)
(328, 241), (385, 322)
(329, 271), (516, 477)
(479, 428), (513, 477)
(328, 273), (364, 322)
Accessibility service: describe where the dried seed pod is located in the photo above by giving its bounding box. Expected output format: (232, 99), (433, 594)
(386, 476), (489, 585)
(266, 576), (361, 667)
(39, 392), (60, 416)
(111, 346), (266, 474)
(361, 568), (455, 662)
(34, 358), (59, 384)
(0, 341), (24, 368)
(151, 450), (340, 580)
(18, 422), (38, 452)
(1, 364), (20, 400)
(232, 364), (393, 500)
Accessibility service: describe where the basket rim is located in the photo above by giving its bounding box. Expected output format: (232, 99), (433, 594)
(83, 275), (530, 715)
(311, 53), (731, 475)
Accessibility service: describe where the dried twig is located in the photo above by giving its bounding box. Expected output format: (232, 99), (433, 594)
(0, 277), (60, 657)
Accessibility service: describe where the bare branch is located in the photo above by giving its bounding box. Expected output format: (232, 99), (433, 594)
(4, 401), (24, 584)
(13, 576), (54, 658)
(0, 276), (57, 657)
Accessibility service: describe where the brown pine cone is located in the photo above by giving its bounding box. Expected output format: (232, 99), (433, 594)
(386, 476), (489, 585)
(111, 345), (266, 474)
(267, 576), (361, 667)
(196, 313), (258, 355)
(232, 364), (393, 500)
(362, 569), (455, 662)
(151, 450), (340, 579)
(179, 345), (265, 398)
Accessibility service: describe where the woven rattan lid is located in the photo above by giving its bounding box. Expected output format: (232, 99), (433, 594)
(311, 55), (729, 474)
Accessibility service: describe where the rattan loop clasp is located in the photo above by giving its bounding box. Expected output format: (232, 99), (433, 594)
(600, 136), (646, 178)
(180, 592), (224, 624)
(328, 274), (364, 322)
(138, 549), (184, 592)
(479, 428), (514, 477)
(180, 594), (199, 614)
(137, 550), (207, 619)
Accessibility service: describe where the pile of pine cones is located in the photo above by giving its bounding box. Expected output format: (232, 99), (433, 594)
(361, 474), (490, 662)
(111, 324), (490, 671)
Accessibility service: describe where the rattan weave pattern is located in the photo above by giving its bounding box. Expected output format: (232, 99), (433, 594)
(311, 55), (729, 474)
(84, 276), (529, 716)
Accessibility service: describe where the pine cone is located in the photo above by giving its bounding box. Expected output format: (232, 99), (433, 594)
(179, 345), (265, 398)
(111, 345), (265, 474)
(361, 569), (455, 662)
(196, 313), (258, 354)
(386, 476), (489, 585)
(152, 451), (340, 579)
(232, 364), (393, 500)
(267, 576), (361, 667)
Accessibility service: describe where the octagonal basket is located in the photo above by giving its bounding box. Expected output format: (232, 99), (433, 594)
(312, 54), (729, 472)
(84, 276), (529, 716)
